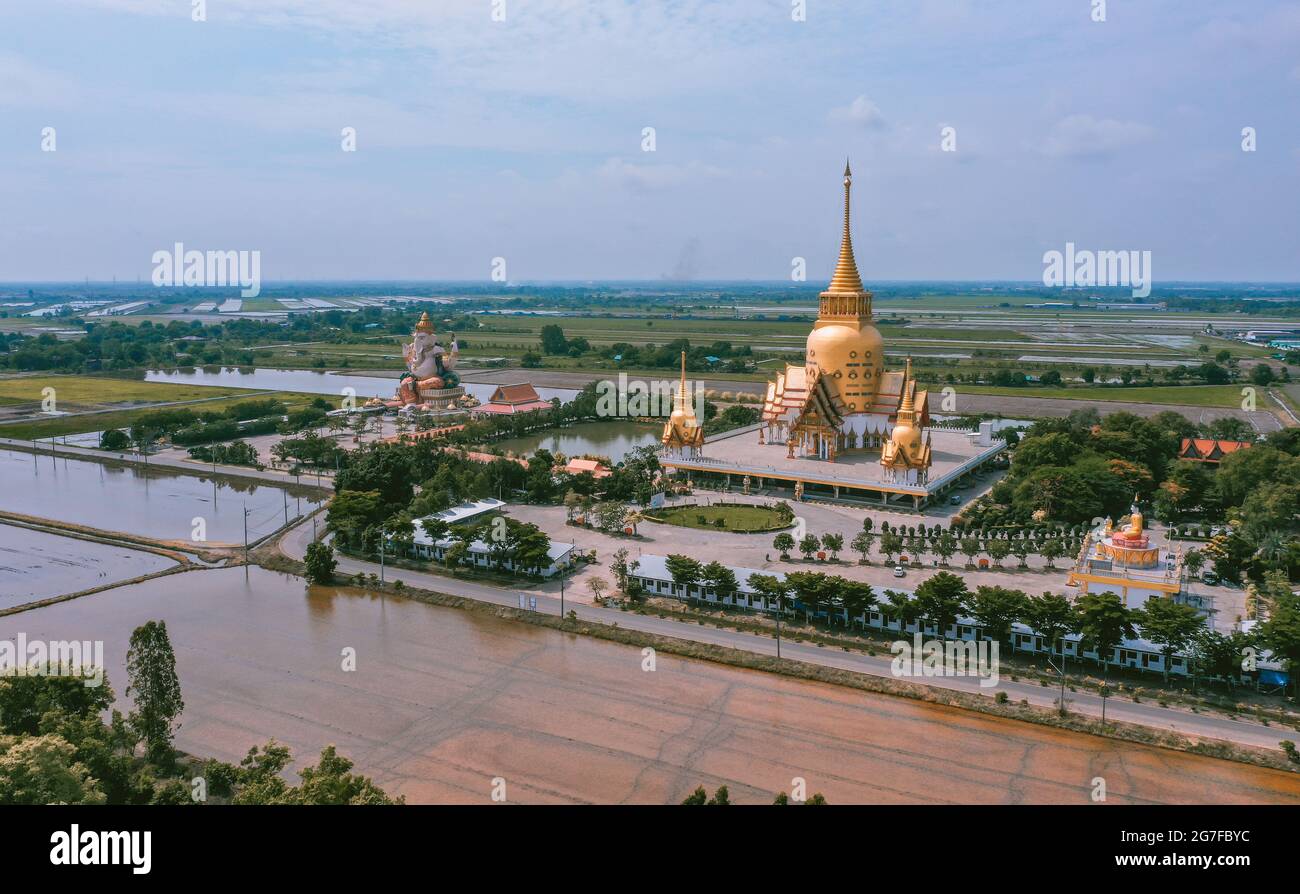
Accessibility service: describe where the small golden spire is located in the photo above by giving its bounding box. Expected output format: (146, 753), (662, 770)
(827, 160), (864, 294)
(898, 357), (915, 419)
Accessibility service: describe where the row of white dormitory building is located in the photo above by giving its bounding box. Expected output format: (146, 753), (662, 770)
(625, 554), (1289, 686)
(392, 499), (575, 578)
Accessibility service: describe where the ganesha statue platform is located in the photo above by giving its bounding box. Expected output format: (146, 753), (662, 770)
(366, 312), (468, 412)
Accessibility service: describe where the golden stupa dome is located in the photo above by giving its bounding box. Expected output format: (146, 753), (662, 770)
(806, 323), (884, 384)
(803, 161), (884, 411)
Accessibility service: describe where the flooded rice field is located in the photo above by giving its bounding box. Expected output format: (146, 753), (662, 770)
(0, 524), (176, 606)
(7, 565), (1300, 805)
(0, 448), (322, 545)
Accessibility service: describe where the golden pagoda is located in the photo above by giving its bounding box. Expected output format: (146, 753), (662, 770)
(760, 162), (930, 461)
(661, 351), (704, 457)
(879, 357), (932, 483)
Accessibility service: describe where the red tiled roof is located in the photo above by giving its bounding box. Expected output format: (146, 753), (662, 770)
(1179, 438), (1253, 462)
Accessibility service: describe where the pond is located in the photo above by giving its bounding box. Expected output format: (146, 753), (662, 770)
(0, 448), (322, 545)
(494, 420), (661, 463)
(0, 523), (176, 607)
(143, 367), (578, 406)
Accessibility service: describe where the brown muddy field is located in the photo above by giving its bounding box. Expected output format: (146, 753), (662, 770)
(5, 565), (1299, 805)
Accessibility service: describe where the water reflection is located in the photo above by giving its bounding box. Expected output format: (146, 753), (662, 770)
(0, 448), (322, 544)
(143, 366), (578, 405)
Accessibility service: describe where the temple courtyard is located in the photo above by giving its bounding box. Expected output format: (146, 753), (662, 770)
(660, 425), (1007, 508)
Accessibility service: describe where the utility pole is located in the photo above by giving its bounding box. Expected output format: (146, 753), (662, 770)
(283, 489), (289, 525)
(242, 501), (249, 559)
(776, 593), (782, 659)
(560, 573), (566, 620)
(379, 528), (385, 584)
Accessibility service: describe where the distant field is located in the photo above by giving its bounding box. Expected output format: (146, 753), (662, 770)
(0, 390), (326, 440)
(0, 375), (256, 407)
(952, 383), (1247, 407)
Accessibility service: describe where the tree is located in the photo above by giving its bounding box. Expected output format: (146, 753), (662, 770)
(851, 531), (872, 564)
(773, 532), (795, 560)
(1024, 593), (1078, 658)
(839, 580), (877, 627)
(986, 539), (1011, 569)
(304, 542), (337, 585)
(233, 741), (401, 804)
(0, 734), (106, 805)
(291, 745), (403, 805)
(1138, 598), (1204, 682)
(701, 561), (739, 605)
(1010, 537), (1031, 569)
(1257, 586), (1300, 701)
(610, 548), (631, 592)
(587, 576), (611, 603)
(798, 533), (820, 560)
(912, 572), (969, 639)
(959, 537), (981, 568)
(785, 571), (835, 622)
(884, 589), (920, 628)
(99, 429), (129, 451)
(746, 573), (790, 616)
(539, 324), (569, 355)
(1076, 591), (1134, 687)
(665, 554), (703, 602)
(968, 586), (1029, 649)
(125, 620), (184, 764)
(1040, 537), (1065, 569)
(443, 540), (469, 574)
(933, 532), (957, 566)
(879, 531), (903, 565)
(821, 532), (844, 561)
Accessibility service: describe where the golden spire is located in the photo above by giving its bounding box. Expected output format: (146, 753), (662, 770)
(415, 311), (434, 333)
(674, 350), (690, 410)
(827, 159), (864, 294)
(897, 356), (915, 421)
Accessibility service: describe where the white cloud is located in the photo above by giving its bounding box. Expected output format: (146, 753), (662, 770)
(829, 95), (887, 130)
(0, 54), (77, 107)
(1042, 114), (1156, 159)
(596, 158), (726, 193)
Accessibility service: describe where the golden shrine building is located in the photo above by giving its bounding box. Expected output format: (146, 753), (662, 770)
(658, 163), (1007, 508)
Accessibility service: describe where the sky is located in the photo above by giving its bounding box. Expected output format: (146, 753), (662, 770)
(1, 0), (1297, 283)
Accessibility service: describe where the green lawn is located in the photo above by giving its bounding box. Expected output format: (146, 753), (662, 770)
(643, 503), (791, 534)
(953, 383), (1247, 407)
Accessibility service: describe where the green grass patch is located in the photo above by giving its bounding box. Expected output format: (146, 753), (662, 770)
(953, 383), (1246, 407)
(643, 502), (792, 533)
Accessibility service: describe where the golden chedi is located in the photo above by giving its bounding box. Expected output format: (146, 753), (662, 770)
(759, 162), (931, 469)
(662, 351), (704, 458)
(879, 358), (932, 484)
(804, 161), (885, 411)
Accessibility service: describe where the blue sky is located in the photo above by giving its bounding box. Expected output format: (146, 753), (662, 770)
(1, 0), (1297, 282)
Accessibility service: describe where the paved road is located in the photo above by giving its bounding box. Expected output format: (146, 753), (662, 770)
(276, 517), (1295, 754)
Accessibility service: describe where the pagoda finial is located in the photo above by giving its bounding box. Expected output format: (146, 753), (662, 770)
(827, 161), (864, 293)
(898, 357), (916, 418)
